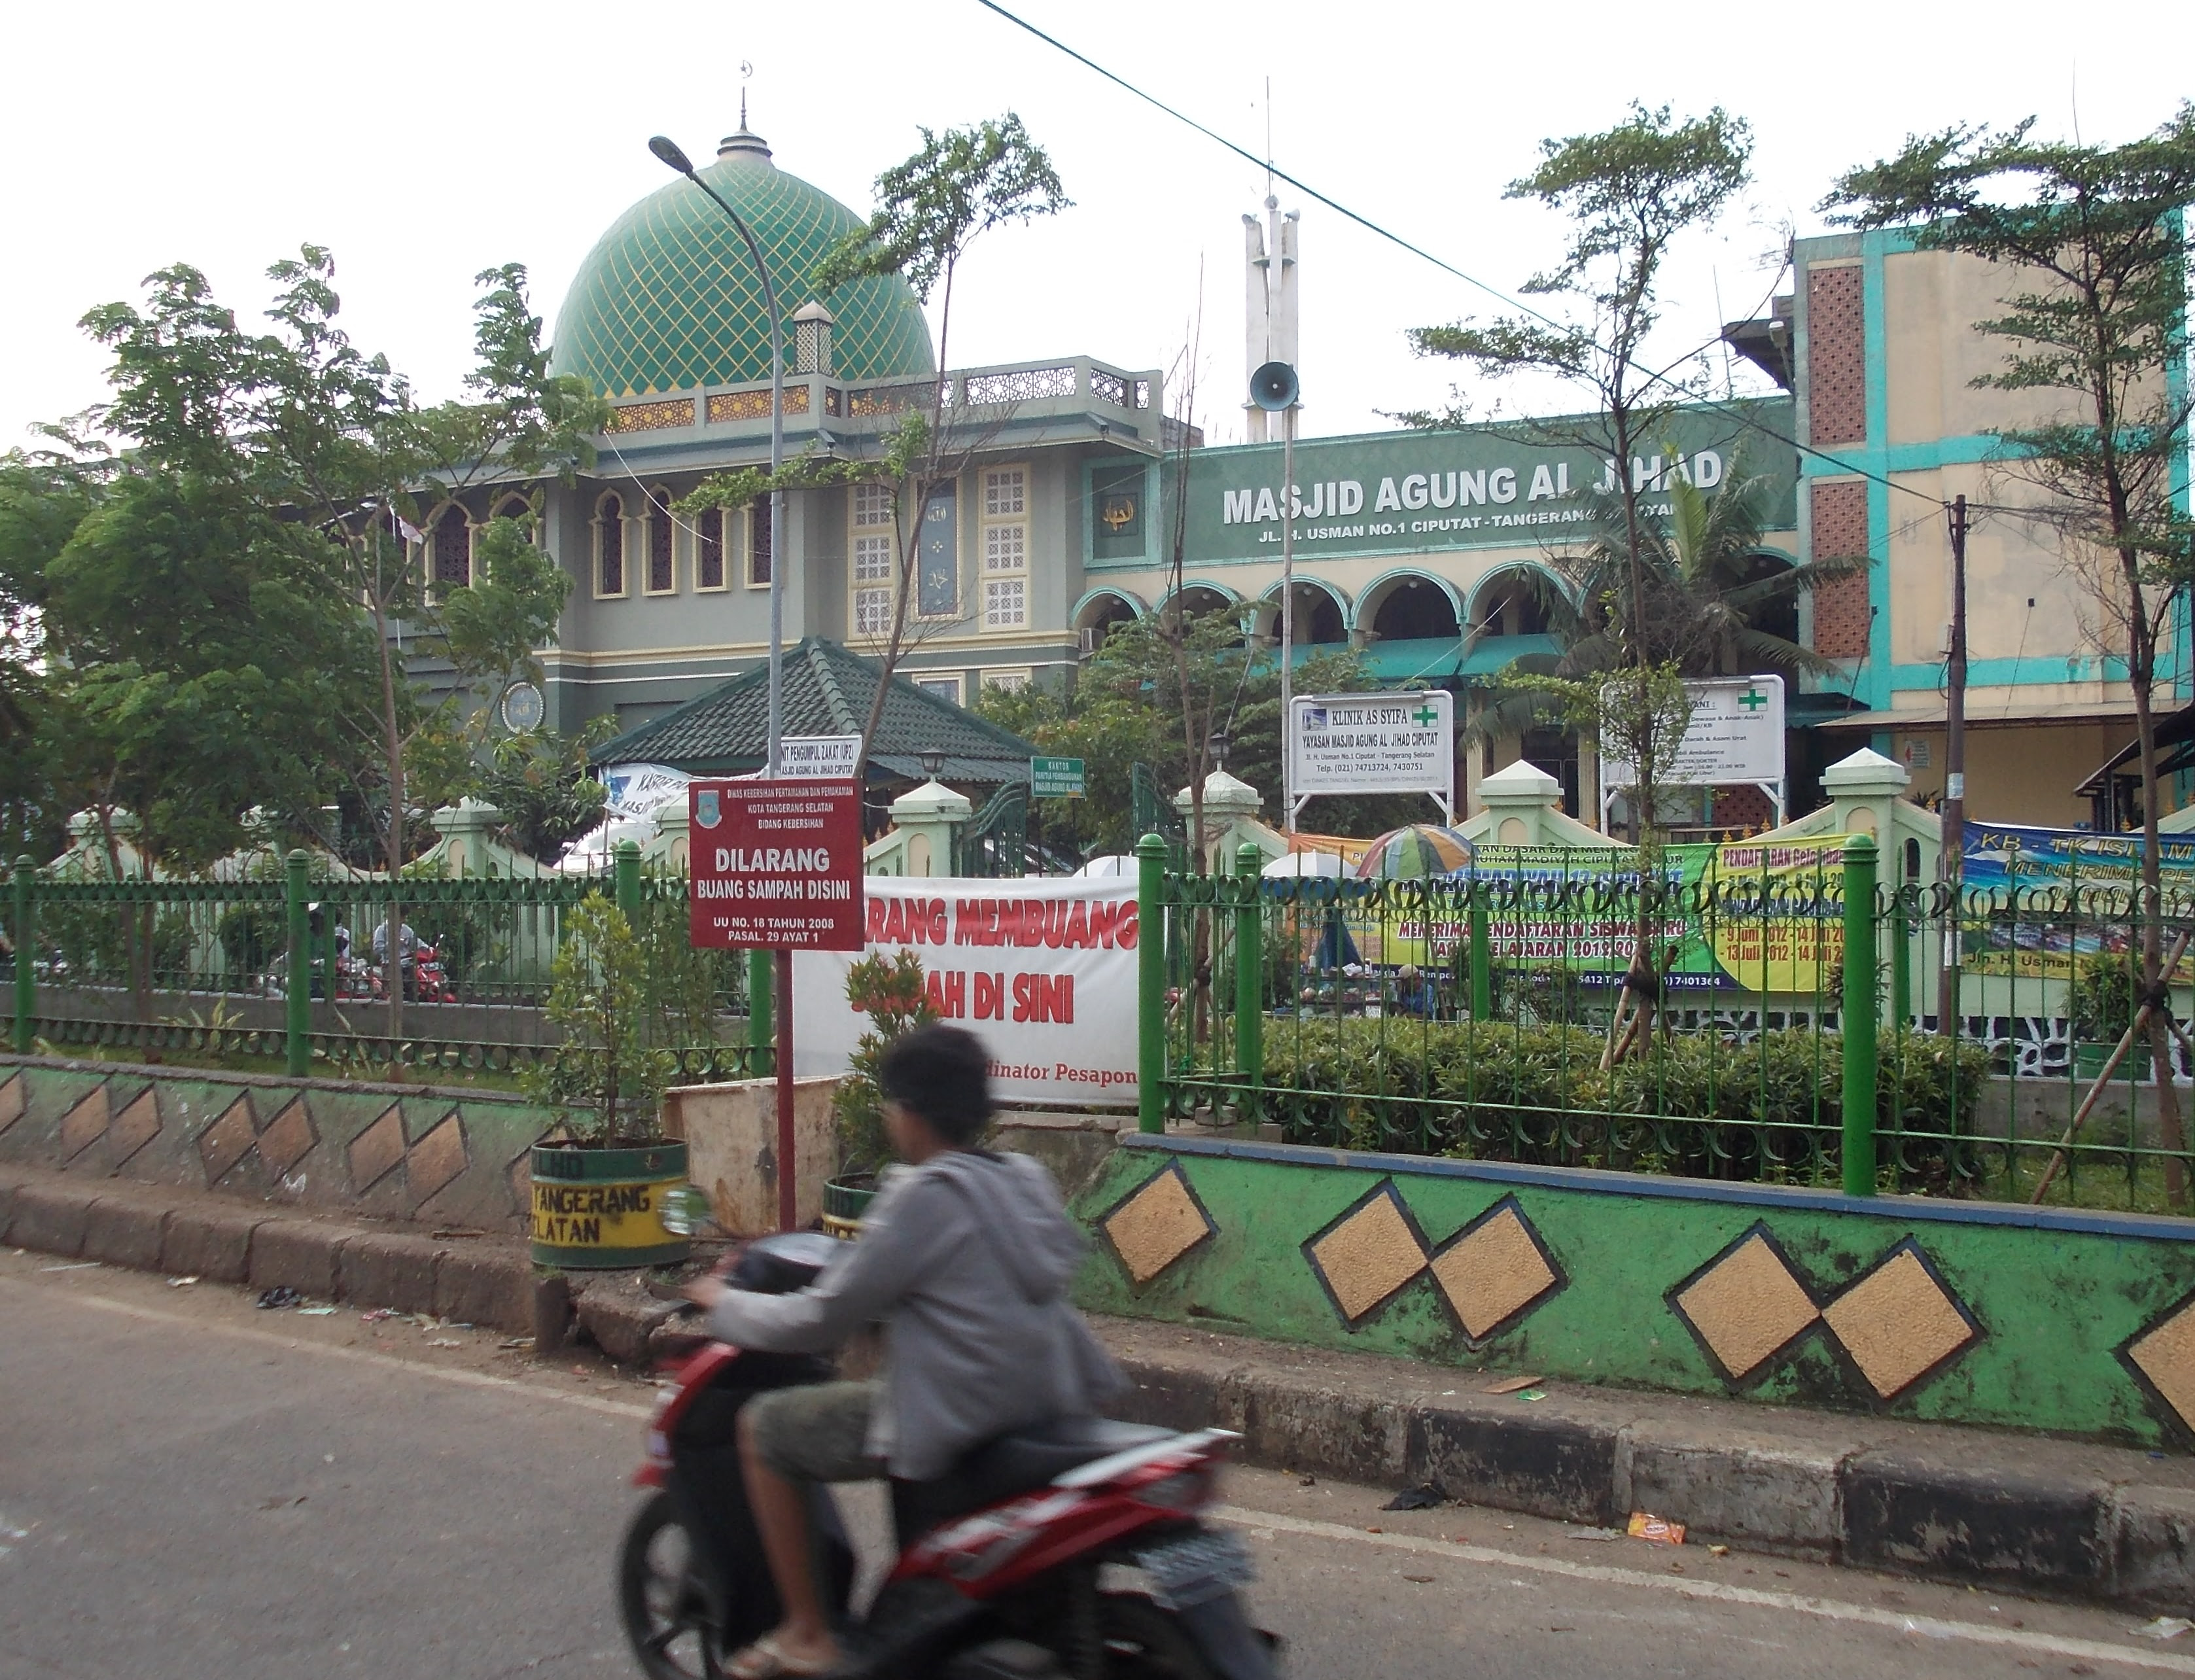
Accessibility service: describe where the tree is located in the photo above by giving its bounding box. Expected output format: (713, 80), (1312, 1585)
(1825, 105), (2195, 1195)
(977, 610), (1424, 856)
(1407, 103), (1753, 1058)
(77, 250), (603, 1024)
(1407, 103), (1753, 840)
(811, 114), (1068, 769)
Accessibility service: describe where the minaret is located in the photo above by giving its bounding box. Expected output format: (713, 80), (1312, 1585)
(1242, 196), (1299, 442)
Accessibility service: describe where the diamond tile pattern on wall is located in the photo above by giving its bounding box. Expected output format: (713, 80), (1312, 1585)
(0, 1074), (24, 1134)
(1672, 1228), (1823, 1382)
(1821, 1242), (1978, 1401)
(195, 1095), (258, 1185)
(53, 1081), (161, 1166)
(1306, 1184), (1431, 1325)
(59, 1084), (112, 1158)
(348, 1106), (408, 1191)
(1100, 1162), (1216, 1288)
(551, 143), (934, 400)
(1426, 1199), (1562, 1341)
(2126, 1297), (2195, 1435)
(256, 1098), (319, 1179)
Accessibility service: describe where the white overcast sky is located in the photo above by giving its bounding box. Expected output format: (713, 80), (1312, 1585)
(3, 0), (2186, 455)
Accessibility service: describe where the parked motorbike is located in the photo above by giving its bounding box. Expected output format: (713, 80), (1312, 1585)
(618, 1233), (1279, 1680)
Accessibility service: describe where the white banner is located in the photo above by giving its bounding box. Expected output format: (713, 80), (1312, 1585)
(792, 875), (1140, 1108)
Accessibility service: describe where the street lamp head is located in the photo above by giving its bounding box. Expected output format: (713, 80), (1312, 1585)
(648, 135), (697, 177)
(918, 748), (947, 779)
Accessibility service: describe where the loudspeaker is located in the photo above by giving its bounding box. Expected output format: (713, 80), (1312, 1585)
(1249, 360), (1299, 412)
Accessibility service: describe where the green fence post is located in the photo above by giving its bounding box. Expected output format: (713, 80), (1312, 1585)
(1468, 880), (1492, 1023)
(614, 839), (642, 927)
(11, 856), (32, 1055)
(746, 949), (773, 1076)
(1233, 842), (1263, 1115)
(1842, 833), (1879, 1196)
(1138, 832), (1168, 1135)
(284, 849), (311, 1077)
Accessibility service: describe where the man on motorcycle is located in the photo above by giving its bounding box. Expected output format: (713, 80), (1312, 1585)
(680, 1023), (1123, 1679)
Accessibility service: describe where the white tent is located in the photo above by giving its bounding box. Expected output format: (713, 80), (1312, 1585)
(1262, 850), (1346, 879)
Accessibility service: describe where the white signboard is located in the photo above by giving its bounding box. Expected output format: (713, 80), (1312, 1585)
(792, 875), (1140, 1108)
(1289, 691), (1455, 818)
(779, 735), (863, 779)
(1599, 675), (1785, 788)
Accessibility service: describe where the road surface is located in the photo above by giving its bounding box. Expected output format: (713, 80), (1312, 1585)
(1, 1246), (2188, 1679)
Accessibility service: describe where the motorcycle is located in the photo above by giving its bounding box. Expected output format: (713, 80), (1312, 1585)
(618, 1233), (1280, 1680)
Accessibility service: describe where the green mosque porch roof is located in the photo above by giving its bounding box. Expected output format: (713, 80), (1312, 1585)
(552, 124), (936, 400)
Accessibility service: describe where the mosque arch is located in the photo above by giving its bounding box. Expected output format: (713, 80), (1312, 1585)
(1735, 547), (1802, 646)
(1357, 570), (1462, 643)
(1071, 586), (1144, 654)
(493, 492), (537, 545)
(644, 484), (678, 594)
(1467, 563), (1566, 637)
(1261, 577), (1348, 646)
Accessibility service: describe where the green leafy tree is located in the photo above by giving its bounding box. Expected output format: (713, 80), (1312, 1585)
(977, 610), (1426, 854)
(77, 250), (603, 1025)
(1406, 103), (1753, 847)
(1825, 107), (2195, 1194)
(830, 950), (940, 1175)
(521, 894), (676, 1143)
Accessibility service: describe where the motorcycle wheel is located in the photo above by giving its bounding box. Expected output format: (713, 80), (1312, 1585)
(1095, 1593), (1225, 1679)
(618, 1490), (726, 1680)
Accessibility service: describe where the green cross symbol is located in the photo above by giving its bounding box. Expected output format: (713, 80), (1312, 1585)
(1413, 703), (1439, 727)
(1738, 688), (1768, 712)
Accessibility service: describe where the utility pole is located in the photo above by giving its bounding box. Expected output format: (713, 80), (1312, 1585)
(1936, 493), (1971, 1036)
(1280, 402), (1297, 831)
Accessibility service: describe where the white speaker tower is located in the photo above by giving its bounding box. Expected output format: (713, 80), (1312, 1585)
(1242, 197), (1299, 444)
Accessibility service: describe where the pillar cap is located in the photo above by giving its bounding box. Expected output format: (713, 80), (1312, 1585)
(1821, 746), (1910, 796)
(1478, 760), (1561, 803)
(890, 779), (972, 822)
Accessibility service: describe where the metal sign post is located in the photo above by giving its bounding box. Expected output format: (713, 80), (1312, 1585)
(689, 777), (867, 1230)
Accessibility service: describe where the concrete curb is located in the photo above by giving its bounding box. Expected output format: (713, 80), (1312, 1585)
(11, 1161), (2195, 1610)
(1094, 1321), (2195, 1611)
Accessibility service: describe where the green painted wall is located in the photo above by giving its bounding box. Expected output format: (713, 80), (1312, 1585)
(1072, 1136), (2195, 1449)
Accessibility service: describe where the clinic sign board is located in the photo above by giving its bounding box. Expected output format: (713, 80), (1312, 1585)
(1139, 398), (1795, 569)
(1600, 675), (1786, 790)
(688, 779), (866, 951)
(1290, 691), (1454, 808)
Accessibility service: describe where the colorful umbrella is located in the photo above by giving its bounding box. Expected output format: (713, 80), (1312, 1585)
(1350, 824), (1475, 880)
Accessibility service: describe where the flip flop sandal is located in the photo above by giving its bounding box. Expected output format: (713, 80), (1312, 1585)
(725, 1634), (838, 1680)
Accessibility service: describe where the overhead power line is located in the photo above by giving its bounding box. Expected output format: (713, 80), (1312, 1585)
(974, 0), (1958, 512)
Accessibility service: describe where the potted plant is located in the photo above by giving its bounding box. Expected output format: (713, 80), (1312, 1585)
(823, 951), (939, 1237)
(2069, 947), (2150, 1083)
(523, 893), (690, 1268)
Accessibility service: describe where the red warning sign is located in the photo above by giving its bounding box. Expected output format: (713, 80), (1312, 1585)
(688, 778), (866, 951)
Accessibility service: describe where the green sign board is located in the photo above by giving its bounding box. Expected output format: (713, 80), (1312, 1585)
(1031, 756), (1086, 798)
(1129, 397), (1797, 571)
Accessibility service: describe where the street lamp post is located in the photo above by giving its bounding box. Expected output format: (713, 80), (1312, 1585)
(652, 133), (797, 1231)
(650, 135), (786, 779)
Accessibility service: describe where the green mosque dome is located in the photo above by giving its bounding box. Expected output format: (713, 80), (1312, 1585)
(552, 125), (936, 399)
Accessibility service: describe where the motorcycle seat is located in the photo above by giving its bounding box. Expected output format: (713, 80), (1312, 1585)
(896, 1418), (1176, 1541)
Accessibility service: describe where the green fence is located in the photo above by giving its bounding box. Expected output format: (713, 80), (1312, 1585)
(1136, 834), (2195, 1213)
(5, 844), (769, 1082)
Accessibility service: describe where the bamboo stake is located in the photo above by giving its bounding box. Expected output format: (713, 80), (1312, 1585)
(2030, 926), (2192, 1203)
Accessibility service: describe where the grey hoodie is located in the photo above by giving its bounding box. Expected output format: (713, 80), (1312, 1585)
(704, 1149), (1125, 1479)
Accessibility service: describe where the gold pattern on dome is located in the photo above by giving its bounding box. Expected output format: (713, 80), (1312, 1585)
(609, 398), (697, 434)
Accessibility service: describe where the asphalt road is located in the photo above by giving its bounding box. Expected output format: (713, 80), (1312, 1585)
(5, 1248), (2194, 1680)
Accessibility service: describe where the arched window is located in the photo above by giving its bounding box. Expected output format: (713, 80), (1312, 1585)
(696, 506), (726, 589)
(430, 505), (470, 590)
(1369, 576), (1459, 642)
(597, 495), (625, 597)
(494, 494), (533, 544)
(646, 487), (675, 593)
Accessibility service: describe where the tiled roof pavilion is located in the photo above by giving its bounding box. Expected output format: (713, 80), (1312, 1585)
(590, 638), (1039, 784)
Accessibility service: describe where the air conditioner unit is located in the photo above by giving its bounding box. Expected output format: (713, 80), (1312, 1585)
(1078, 627), (1102, 657)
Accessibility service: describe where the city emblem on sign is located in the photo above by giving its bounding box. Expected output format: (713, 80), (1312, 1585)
(695, 789), (721, 830)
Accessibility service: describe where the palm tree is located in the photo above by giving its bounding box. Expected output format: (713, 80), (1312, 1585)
(1467, 464), (1868, 750)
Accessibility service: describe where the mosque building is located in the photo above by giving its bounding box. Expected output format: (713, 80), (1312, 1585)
(419, 116), (2186, 832)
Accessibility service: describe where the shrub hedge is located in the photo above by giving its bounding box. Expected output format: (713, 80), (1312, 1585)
(1255, 1019), (1989, 1190)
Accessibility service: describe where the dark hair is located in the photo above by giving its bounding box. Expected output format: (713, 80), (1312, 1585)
(877, 1023), (994, 1146)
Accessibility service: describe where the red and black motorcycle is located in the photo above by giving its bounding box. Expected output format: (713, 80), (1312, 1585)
(618, 1233), (1279, 1680)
